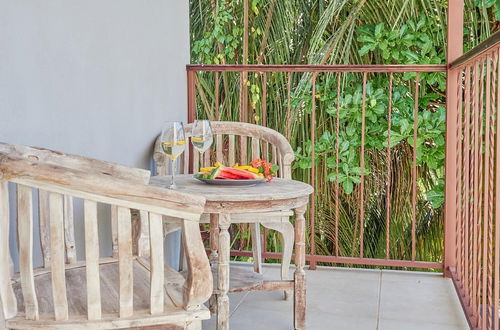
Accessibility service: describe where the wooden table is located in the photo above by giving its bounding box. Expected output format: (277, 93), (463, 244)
(150, 174), (313, 330)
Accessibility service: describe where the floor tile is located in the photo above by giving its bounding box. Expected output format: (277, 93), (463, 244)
(202, 291), (250, 329)
(203, 263), (468, 330)
(378, 318), (469, 330)
(378, 272), (468, 326)
(381, 269), (445, 283)
(229, 291), (294, 330)
(306, 267), (381, 318)
(308, 314), (378, 330)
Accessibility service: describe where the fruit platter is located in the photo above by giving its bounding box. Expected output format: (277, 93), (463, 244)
(194, 159), (279, 186)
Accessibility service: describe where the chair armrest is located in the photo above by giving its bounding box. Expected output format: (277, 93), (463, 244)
(0, 153), (205, 221)
(182, 220), (213, 309)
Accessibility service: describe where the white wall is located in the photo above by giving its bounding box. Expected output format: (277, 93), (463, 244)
(0, 1), (189, 269)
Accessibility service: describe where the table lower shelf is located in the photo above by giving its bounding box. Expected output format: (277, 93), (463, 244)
(211, 263), (293, 294)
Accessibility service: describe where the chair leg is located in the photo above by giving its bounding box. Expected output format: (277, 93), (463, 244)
(262, 220), (294, 300)
(250, 223), (262, 274)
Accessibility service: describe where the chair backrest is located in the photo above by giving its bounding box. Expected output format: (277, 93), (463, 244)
(0, 149), (212, 328)
(153, 121), (295, 179)
(0, 142), (151, 265)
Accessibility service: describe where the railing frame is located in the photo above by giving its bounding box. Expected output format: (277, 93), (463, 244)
(187, 63), (447, 271)
(447, 20), (500, 330)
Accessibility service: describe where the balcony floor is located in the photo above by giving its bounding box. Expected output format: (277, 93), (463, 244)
(203, 262), (468, 330)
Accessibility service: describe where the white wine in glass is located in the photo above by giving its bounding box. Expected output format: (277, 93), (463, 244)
(161, 141), (186, 160)
(191, 120), (213, 154)
(160, 121), (186, 189)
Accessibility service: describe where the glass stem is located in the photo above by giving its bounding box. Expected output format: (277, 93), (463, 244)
(170, 158), (177, 188)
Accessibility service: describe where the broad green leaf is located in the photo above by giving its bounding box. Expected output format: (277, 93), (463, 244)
(343, 179), (354, 194)
(358, 44), (372, 56)
(375, 23), (384, 37)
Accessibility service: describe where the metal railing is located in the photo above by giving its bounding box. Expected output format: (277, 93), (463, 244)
(447, 30), (500, 330)
(187, 64), (446, 270)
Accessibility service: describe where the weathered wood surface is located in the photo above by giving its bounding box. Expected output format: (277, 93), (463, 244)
(200, 211), (294, 223)
(84, 200), (101, 320)
(0, 142), (151, 268)
(294, 205), (307, 330)
(137, 210), (150, 257)
(0, 142), (150, 184)
(211, 264), (264, 294)
(1, 144), (212, 329)
(250, 223), (262, 274)
(216, 213), (231, 330)
(262, 221), (294, 299)
(152, 122), (301, 320)
(111, 205), (119, 258)
(64, 195), (77, 264)
(182, 221), (213, 310)
(136, 257), (185, 308)
(185, 320), (202, 330)
(0, 153), (205, 221)
(17, 185), (39, 320)
(49, 192), (69, 321)
(209, 214), (219, 265)
(117, 206), (133, 318)
(151, 174), (312, 330)
(38, 190), (51, 267)
(149, 176), (313, 202)
(0, 181), (17, 320)
(9, 260), (210, 329)
(7, 312), (208, 330)
(200, 197), (309, 215)
(148, 213), (164, 315)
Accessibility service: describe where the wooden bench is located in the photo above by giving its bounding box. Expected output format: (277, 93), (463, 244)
(0, 144), (213, 329)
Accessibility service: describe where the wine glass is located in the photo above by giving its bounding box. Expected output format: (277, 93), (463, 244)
(191, 120), (213, 155)
(160, 121), (186, 189)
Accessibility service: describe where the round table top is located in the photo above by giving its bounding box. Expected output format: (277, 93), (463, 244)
(149, 174), (313, 202)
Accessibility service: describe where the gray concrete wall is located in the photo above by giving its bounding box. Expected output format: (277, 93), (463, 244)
(0, 1), (189, 269)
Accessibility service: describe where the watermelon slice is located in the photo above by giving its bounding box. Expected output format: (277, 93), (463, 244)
(217, 167), (260, 180)
(216, 170), (242, 180)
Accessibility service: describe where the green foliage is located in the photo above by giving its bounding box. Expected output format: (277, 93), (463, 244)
(294, 74), (445, 205)
(192, 2), (242, 64)
(357, 16), (442, 63)
(476, 0), (500, 21)
(190, 0), (495, 268)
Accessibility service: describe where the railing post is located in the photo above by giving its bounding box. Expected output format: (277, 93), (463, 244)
(187, 69), (196, 174)
(187, 69), (196, 124)
(444, 0), (464, 277)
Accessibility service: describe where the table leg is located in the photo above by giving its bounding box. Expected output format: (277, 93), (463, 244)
(210, 213), (219, 264)
(294, 205), (307, 330)
(216, 213), (231, 330)
(209, 214), (220, 314)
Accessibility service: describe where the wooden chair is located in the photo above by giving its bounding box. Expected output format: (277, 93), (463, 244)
(0, 145), (213, 329)
(153, 121), (295, 294)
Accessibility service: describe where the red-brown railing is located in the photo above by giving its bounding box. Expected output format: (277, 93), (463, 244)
(187, 64), (446, 270)
(448, 31), (500, 330)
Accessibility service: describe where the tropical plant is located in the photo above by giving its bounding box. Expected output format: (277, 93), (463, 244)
(190, 0), (496, 268)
